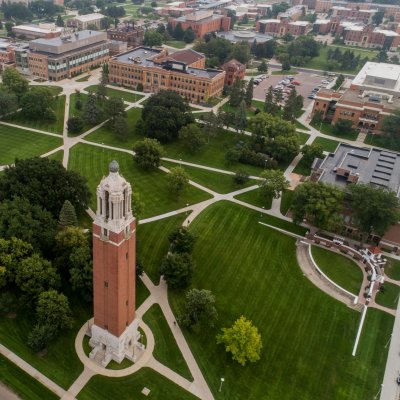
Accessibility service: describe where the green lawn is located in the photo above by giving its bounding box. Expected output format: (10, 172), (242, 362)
(0, 355), (58, 400)
(86, 85), (145, 103)
(280, 189), (294, 215)
(137, 214), (187, 284)
(297, 132), (310, 144)
(313, 137), (340, 152)
(69, 92), (88, 120)
(0, 301), (91, 389)
(47, 150), (64, 163)
(166, 202), (392, 399)
(68, 144), (212, 219)
(292, 156), (313, 176)
(311, 120), (358, 140)
(271, 70), (298, 75)
(143, 304), (192, 381)
(4, 95), (66, 134)
(364, 134), (400, 152)
(162, 161), (256, 194)
(375, 281), (400, 309)
(384, 258), (400, 281)
(29, 85), (63, 96)
(137, 278), (150, 308)
(78, 368), (198, 400)
(75, 75), (91, 82)
(165, 40), (186, 49)
(0, 125), (63, 165)
(233, 187), (272, 210)
(303, 46), (378, 74)
(311, 246), (363, 295)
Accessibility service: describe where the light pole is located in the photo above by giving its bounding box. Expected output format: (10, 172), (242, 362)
(186, 203), (189, 216)
(261, 206), (265, 219)
(373, 384), (383, 399)
(219, 378), (225, 392)
(384, 334), (392, 349)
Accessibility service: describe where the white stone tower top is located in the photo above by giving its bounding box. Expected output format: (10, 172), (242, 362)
(95, 160), (134, 233)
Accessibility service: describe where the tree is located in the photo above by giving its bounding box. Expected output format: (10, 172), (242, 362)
(59, 200), (78, 228)
(167, 166), (189, 198)
(96, 80), (107, 102)
(36, 290), (73, 331)
(372, 10), (384, 25)
(202, 112), (219, 143)
(376, 50), (388, 62)
(179, 123), (205, 154)
(56, 14), (64, 27)
(69, 246), (93, 300)
(133, 138), (164, 169)
(291, 182), (344, 230)
(15, 254), (59, 302)
(138, 91), (193, 142)
(143, 29), (163, 46)
(114, 114), (129, 142)
(283, 88), (303, 122)
(333, 119), (357, 137)
(311, 109), (323, 126)
(301, 143), (324, 166)
(250, 112), (296, 138)
(235, 100), (248, 133)
(0, 90), (18, 116)
(382, 110), (400, 144)
(263, 86), (279, 116)
(27, 323), (56, 352)
(67, 116), (84, 134)
(107, 97), (126, 122)
(259, 169), (289, 203)
(281, 56), (291, 72)
(0, 197), (57, 255)
(233, 169), (249, 185)
(0, 157), (91, 217)
(168, 226), (196, 254)
(217, 315), (262, 366)
(21, 87), (55, 120)
(257, 60), (268, 73)
(231, 41), (251, 65)
(226, 9), (237, 29)
(1, 68), (29, 100)
(105, 5), (126, 18)
(160, 252), (195, 289)
(173, 22), (184, 40)
(179, 289), (218, 329)
(348, 184), (399, 237)
(84, 92), (104, 126)
(244, 79), (254, 107)
(183, 27), (195, 44)
(229, 80), (244, 107)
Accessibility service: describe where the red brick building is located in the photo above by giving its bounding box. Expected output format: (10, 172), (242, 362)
(220, 59), (245, 86)
(256, 19), (311, 37)
(168, 10), (231, 38)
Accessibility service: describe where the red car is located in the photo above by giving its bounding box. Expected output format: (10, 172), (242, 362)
(292, 81), (300, 85)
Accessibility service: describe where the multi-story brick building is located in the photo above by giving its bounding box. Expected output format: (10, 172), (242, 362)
(28, 30), (109, 81)
(343, 25), (400, 50)
(331, 6), (377, 24)
(67, 13), (105, 30)
(108, 46), (225, 103)
(278, 5), (307, 21)
(220, 59), (245, 86)
(256, 19), (311, 37)
(12, 23), (63, 40)
(312, 62), (400, 132)
(107, 25), (144, 48)
(315, 0), (333, 13)
(168, 11), (230, 38)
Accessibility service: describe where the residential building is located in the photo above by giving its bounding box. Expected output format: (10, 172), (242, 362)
(315, 0), (333, 13)
(168, 11), (231, 38)
(220, 59), (245, 86)
(12, 23), (63, 40)
(28, 30), (109, 81)
(312, 62), (400, 132)
(107, 25), (144, 47)
(256, 19), (311, 37)
(311, 143), (400, 199)
(331, 6), (377, 24)
(278, 5), (307, 21)
(343, 25), (400, 50)
(67, 13), (105, 30)
(197, 0), (232, 10)
(108, 46), (225, 103)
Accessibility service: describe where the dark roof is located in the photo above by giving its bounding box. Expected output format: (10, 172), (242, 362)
(168, 49), (205, 65)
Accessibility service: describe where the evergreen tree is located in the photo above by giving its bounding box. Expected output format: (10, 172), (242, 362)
(114, 115), (129, 142)
(56, 14), (64, 27)
(59, 200), (78, 228)
(264, 86), (279, 115)
(229, 80), (244, 107)
(173, 22), (184, 40)
(235, 100), (247, 133)
(257, 60), (268, 73)
(244, 79), (254, 107)
(250, 39), (257, 55)
(84, 92), (104, 125)
(183, 27), (195, 43)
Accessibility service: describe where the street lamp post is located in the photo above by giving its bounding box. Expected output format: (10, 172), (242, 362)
(219, 378), (225, 392)
(261, 206), (265, 219)
(384, 334), (392, 349)
(373, 383), (383, 399)
(186, 203), (189, 216)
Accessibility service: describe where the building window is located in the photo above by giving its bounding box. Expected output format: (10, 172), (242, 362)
(104, 281), (108, 287)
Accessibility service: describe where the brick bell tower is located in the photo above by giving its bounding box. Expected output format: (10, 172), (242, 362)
(90, 160), (141, 366)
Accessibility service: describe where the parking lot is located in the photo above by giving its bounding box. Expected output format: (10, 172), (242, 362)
(252, 69), (333, 107)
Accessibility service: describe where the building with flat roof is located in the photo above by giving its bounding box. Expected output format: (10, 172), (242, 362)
(107, 25), (144, 47)
(108, 46), (225, 103)
(331, 6), (377, 24)
(311, 143), (400, 198)
(278, 5), (307, 21)
(220, 59), (245, 86)
(168, 11), (231, 38)
(217, 30), (273, 43)
(67, 13), (105, 30)
(342, 25), (400, 50)
(12, 23), (63, 40)
(312, 62), (400, 132)
(28, 30), (109, 81)
(256, 19), (311, 37)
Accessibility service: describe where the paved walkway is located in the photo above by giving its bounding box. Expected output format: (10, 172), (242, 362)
(0, 383), (20, 400)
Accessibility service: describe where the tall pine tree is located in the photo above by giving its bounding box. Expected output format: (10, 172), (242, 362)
(59, 200), (78, 228)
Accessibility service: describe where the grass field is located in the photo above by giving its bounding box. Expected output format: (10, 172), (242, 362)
(5, 95), (66, 134)
(69, 92), (88, 120)
(0, 355), (58, 400)
(311, 246), (363, 295)
(375, 282), (400, 309)
(364, 134), (400, 152)
(162, 161), (256, 194)
(137, 214), (187, 283)
(47, 150), (64, 163)
(303, 46), (378, 74)
(0, 301), (91, 389)
(271, 70), (298, 75)
(384, 258), (400, 281)
(142, 304), (192, 381)
(0, 125), (63, 165)
(68, 144), (212, 219)
(86, 85), (145, 103)
(78, 368), (198, 400)
(166, 202), (393, 399)
(311, 120), (358, 141)
(233, 188), (272, 210)
(313, 137), (340, 152)
(165, 40), (186, 49)
(280, 189), (294, 215)
(292, 156), (312, 176)
(137, 278), (150, 308)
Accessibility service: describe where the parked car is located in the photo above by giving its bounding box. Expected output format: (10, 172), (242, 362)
(321, 80), (329, 84)
(308, 94), (316, 99)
